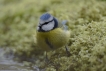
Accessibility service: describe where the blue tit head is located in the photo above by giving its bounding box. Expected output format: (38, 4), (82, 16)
(37, 13), (58, 32)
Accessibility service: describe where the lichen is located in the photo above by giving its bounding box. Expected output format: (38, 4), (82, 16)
(0, 0), (106, 71)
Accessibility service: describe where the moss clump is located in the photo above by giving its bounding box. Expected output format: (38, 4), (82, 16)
(0, 0), (106, 71)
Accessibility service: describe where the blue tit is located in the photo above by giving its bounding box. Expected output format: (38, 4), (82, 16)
(36, 13), (70, 54)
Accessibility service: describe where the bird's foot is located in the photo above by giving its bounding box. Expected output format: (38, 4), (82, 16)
(65, 46), (71, 57)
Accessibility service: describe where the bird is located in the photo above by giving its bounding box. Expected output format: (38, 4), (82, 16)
(36, 13), (70, 57)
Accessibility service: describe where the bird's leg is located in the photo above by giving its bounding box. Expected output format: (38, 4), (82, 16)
(44, 51), (50, 63)
(65, 46), (71, 57)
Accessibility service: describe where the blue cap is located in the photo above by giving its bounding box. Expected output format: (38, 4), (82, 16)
(40, 13), (51, 21)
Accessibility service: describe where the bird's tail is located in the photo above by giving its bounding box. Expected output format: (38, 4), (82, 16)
(61, 20), (68, 31)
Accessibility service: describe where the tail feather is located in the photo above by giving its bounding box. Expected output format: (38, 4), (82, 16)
(61, 20), (68, 31)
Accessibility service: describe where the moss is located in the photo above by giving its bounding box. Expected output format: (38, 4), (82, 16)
(0, 0), (106, 71)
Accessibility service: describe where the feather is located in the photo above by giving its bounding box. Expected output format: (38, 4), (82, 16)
(61, 20), (68, 31)
(40, 13), (51, 21)
(58, 20), (68, 30)
(45, 38), (54, 49)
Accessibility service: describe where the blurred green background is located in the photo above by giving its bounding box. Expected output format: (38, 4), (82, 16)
(0, 0), (106, 71)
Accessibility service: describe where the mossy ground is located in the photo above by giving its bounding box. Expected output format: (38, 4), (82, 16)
(0, 0), (106, 71)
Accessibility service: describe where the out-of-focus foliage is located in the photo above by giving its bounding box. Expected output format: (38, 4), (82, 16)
(0, 0), (106, 71)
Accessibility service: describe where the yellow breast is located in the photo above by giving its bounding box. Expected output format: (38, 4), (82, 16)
(36, 28), (70, 51)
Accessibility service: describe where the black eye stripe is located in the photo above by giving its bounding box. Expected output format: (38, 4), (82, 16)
(39, 19), (54, 27)
(38, 19), (54, 32)
(43, 19), (53, 25)
(38, 17), (58, 32)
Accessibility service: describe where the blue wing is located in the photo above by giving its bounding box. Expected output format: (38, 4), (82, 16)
(61, 20), (68, 31)
(45, 38), (54, 49)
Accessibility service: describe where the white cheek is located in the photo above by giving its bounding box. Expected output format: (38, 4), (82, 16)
(42, 21), (54, 31)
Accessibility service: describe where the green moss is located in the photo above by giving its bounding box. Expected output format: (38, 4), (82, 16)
(0, 0), (106, 71)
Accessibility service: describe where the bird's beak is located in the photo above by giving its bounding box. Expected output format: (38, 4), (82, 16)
(37, 27), (40, 31)
(37, 26), (42, 32)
